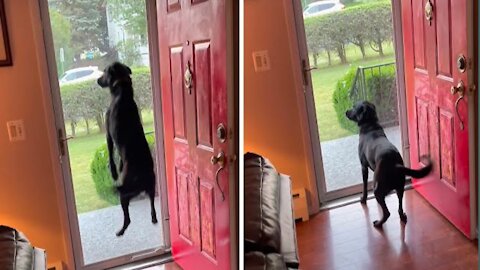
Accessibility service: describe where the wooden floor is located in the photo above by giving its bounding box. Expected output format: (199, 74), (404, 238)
(296, 189), (478, 270)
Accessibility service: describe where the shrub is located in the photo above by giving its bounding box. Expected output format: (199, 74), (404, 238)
(90, 133), (156, 205)
(333, 64), (398, 133)
(332, 67), (359, 132)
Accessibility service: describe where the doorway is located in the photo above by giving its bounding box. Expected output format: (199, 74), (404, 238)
(39, 0), (170, 268)
(292, 0), (409, 203)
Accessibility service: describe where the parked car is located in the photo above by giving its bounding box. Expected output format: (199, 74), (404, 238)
(59, 66), (103, 86)
(303, 0), (345, 18)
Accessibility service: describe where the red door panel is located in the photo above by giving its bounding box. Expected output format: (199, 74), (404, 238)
(401, 0), (474, 237)
(158, 0), (231, 268)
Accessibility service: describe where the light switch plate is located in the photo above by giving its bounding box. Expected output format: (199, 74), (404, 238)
(7, 120), (26, 142)
(252, 50), (271, 72)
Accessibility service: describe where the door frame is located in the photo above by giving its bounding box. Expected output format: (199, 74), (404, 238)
(35, 0), (171, 268)
(286, 0), (410, 204)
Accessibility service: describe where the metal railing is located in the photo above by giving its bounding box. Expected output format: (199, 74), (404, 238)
(349, 62), (399, 127)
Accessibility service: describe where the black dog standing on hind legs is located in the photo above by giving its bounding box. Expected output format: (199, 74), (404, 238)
(346, 101), (433, 228)
(97, 62), (158, 236)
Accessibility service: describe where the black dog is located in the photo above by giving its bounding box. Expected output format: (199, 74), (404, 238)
(97, 62), (157, 236)
(346, 101), (432, 228)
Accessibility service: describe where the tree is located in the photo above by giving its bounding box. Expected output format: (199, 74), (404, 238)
(49, 10), (74, 75)
(364, 3), (393, 57)
(50, 0), (110, 58)
(117, 39), (142, 67)
(107, 0), (148, 45)
(343, 9), (368, 59)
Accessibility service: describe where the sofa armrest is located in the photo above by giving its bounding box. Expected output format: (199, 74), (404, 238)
(33, 248), (46, 270)
(244, 152), (282, 253)
(278, 174), (300, 268)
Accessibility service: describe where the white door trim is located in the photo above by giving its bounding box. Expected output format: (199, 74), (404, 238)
(283, 0), (322, 212)
(285, 0), (410, 204)
(35, 0), (172, 268)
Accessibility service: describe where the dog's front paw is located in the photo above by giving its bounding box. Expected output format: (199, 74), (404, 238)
(373, 220), (384, 228)
(400, 212), (408, 223)
(152, 216), (158, 224)
(116, 229), (125, 237)
(360, 197), (367, 204)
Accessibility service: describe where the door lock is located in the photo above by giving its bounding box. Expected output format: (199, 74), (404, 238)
(216, 123), (227, 143)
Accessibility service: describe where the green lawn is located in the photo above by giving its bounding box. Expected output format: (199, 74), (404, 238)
(67, 110), (156, 213)
(311, 43), (396, 141)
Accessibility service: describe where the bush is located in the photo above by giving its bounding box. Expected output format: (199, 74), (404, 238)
(90, 133), (156, 205)
(333, 67), (359, 132)
(333, 64), (397, 133)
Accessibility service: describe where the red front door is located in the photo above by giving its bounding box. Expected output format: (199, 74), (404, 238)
(401, 0), (476, 238)
(157, 0), (233, 268)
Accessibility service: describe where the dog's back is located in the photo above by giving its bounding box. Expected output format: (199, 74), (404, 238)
(109, 91), (154, 173)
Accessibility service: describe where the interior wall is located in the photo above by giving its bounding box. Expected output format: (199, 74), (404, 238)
(0, 0), (67, 265)
(244, 0), (319, 212)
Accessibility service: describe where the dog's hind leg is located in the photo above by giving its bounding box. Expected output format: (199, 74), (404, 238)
(396, 187), (407, 223)
(148, 190), (158, 224)
(360, 165), (369, 204)
(373, 189), (390, 228)
(116, 195), (132, 236)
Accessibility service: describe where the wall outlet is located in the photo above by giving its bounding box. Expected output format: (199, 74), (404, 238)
(252, 50), (271, 72)
(7, 120), (26, 142)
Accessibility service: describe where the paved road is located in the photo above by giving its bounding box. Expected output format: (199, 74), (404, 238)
(78, 197), (164, 265)
(320, 126), (402, 191)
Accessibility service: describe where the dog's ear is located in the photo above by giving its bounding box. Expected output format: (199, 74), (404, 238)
(127, 66), (132, 75)
(357, 102), (378, 123)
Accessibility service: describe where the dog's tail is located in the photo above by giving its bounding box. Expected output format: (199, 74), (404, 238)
(396, 156), (433, 178)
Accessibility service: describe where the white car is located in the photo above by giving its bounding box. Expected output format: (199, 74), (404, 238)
(59, 66), (103, 86)
(303, 0), (345, 18)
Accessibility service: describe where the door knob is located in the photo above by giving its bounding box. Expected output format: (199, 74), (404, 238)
(450, 80), (465, 96)
(211, 151), (226, 166)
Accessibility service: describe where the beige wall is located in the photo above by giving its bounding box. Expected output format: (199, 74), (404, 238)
(244, 0), (319, 212)
(0, 0), (68, 266)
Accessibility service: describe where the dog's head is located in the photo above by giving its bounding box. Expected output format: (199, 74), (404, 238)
(346, 101), (378, 125)
(97, 62), (132, 89)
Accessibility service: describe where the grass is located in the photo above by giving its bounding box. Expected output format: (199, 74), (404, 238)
(67, 110), (155, 213)
(311, 42), (396, 141)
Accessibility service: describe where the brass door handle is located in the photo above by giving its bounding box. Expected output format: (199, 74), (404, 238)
(211, 151), (226, 201)
(451, 80), (465, 130)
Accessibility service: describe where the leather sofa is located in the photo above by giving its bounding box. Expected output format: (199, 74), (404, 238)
(0, 225), (47, 270)
(244, 152), (300, 269)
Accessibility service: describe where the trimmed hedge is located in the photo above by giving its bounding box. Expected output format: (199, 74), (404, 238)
(304, 1), (393, 65)
(90, 133), (156, 205)
(333, 65), (397, 133)
(60, 67), (153, 135)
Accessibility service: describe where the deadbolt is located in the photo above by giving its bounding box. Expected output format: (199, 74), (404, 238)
(217, 123), (227, 143)
(457, 55), (467, 73)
